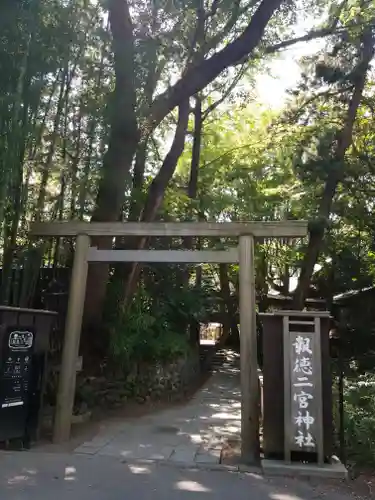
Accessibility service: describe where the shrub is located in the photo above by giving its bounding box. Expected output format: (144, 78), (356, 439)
(108, 287), (191, 371)
(343, 373), (375, 466)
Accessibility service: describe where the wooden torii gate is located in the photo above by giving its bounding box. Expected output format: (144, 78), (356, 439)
(30, 220), (308, 463)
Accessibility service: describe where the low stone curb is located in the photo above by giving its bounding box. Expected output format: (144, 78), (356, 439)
(115, 456), (263, 474)
(74, 451), (348, 481)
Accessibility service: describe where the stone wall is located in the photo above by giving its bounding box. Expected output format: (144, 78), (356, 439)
(147, 351), (201, 398)
(75, 349), (202, 411)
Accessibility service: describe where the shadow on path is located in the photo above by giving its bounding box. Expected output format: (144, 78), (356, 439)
(74, 349), (242, 465)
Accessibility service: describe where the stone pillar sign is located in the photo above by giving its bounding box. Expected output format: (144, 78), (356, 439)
(283, 315), (324, 464)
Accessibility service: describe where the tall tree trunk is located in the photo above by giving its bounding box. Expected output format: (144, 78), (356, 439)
(127, 139), (149, 221)
(126, 8), (159, 223)
(0, 34), (31, 234)
(218, 263), (240, 348)
(53, 173), (67, 265)
(78, 23), (107, 220)
(79, 111), (98, 221)
(0, 31), (33, 304)
(69, 105), (83, 219)
(34, 68), (67, 220)
(1, 145), (27, 304)
(185, 96), (203, 345)
(35, 24), (84, 220)
(29, 71), (60, 163)
(257, 249), (269, 312)
(52, 77), (70, 266)
(293, 30), (374, 309)
(20, 72), (50, 233)
(20, 165), (32, 234)
(184, 95), (202, 252)
(84, 0), (138, 328)
(188, 97), (202, 201)
(120, 99), (190, 308)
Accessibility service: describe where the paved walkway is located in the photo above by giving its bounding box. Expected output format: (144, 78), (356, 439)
(75, 350), (241, 466)
(0, 450), (356, 500)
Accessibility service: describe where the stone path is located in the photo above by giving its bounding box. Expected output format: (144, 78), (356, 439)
(0, 450), (358, 500)
(75, 350), (241, 466)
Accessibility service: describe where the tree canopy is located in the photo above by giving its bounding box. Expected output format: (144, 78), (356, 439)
(0, 0), (374, 343)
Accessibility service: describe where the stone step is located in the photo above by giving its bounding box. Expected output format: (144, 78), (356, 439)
(200, 347), (239, 371)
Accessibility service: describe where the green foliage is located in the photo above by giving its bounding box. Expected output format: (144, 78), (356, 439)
(107, 275), (213, 369)
(112, 309), (189, 363)
(109, 287), (190, 368)
(343, 374), (375, 466)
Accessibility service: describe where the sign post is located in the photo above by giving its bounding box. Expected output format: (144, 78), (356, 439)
(283, 314), (324, 464)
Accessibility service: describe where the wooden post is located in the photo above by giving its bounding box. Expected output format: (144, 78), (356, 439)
(239, 234), (260, 463)
(314, 317), (325, 465)
(283, 315), (292, 463)
(53, 233), (90, 443)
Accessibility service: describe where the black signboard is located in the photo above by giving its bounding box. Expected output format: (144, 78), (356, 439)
(0, 328), (35, 429)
